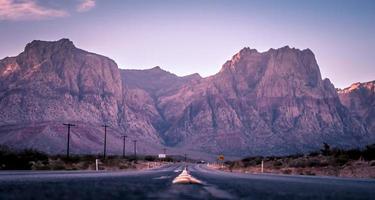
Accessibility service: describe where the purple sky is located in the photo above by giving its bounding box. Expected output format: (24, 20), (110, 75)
(0, 0), (374, 88)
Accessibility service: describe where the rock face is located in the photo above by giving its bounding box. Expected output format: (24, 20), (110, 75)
(338, 81), (375, 135)
(157, 47), (370, 156)
(122, 67), (201, 97)
(0, 39), (163, 155)
(0, 39), (122, 124)
(0, 39), (373, 158)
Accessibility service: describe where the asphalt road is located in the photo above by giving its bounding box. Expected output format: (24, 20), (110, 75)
(0, 164), (374, 200)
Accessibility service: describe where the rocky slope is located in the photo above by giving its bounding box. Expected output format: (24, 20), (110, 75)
(338, 81), (375, 135)
(158, 47), (370, 156)
(0, 39), (163, 155)
(0, 39), (373, 158)
(122, 67), (201, 97)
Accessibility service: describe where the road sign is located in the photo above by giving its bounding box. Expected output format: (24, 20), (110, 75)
(218, 155), (224, 161)
(158, 154), (166, 158)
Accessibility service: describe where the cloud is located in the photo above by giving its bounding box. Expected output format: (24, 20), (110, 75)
(76, 0), (95, 12)
(0, 0), (68, 21)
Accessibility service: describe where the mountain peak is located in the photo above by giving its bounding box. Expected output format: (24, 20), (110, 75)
(281, 45), (291, 49)
(25, 38), (75, 52)
(338, 80), (375, 94)
(150, 66), (163, 71)
(239, 47), (258, 54)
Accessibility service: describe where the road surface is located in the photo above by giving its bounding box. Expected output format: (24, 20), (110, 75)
(0, 164), (374, 199)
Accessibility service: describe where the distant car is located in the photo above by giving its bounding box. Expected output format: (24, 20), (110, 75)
(197, 160), (206, 164)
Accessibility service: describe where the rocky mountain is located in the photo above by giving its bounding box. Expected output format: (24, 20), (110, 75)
(122, 66), (201, 97)
(0, 39), (163, 155)
(157, 47), (370, 156)
(0, 39), (373, 158)
(338, 81), (375, 135)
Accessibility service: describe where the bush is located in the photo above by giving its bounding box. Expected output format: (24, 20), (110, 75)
(273, 160), (283, 167)
(304, 170), (316, 176)
(281, 169), (292, 174)
(308, 151), (320, 157)
(49, 159), (66, 170)
(363, 144), (375, 161)
(164, 157), (174, 162)
(241, 156), (263, 167)
(321, 143), (331, 156)
(289, 159), (307, 168)
(0, 146), (48, 170)
(345, 149), (362, 160)
(286, 154), (304, 159)
(144, 155), (156, 161)
(31, 161), (50, 170)
(306, 158), (322, 167)
(334, 154), (350, 166)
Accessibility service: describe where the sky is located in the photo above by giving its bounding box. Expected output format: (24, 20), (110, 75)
(0, 0), (374, 88)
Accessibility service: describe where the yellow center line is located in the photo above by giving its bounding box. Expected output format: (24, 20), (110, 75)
(172, 167), (202, 184)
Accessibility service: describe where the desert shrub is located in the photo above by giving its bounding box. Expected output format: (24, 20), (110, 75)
(49, 159), (66, 170)
(306, 158), (322, 167)
(241, 157), (253, 162)
(245, 156), (263, 166)
(224, 161), (234, 166)
(31, 161), (50, 170)
(321, 143), (331, 156)
(164, 157), (174, 162)
(72, 161), (91, 170)
(230, 161), (243, 168)
(304, 170), (316, 176)
(0, 146), (48, 170)
(308, 151), (320, 157)
(266, 156), (277, 161)
(103, 157), (121, 165)
(286, 154), (304, 159)
(289, 159), (307, 168)
(127, 155), (138, 162)
(273, 160), (283, 167)
(144, 155), (156, 161)
(345, 149), (362, 160)
(225, 161), (235, 171)
(363, 144), (375, 161)
(20, 149), (48, 161)
(118, 162), (133, 169)
(296, 168), (304, 175)
(242, 156), (263, 163)
(332, 154), (350, 166)
(281, 168), (292, 174)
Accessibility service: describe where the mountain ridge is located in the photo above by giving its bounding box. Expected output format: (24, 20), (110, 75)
(0, 38), (373, 158)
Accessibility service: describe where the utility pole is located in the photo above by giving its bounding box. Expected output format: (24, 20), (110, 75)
(102, 124), (109, 159)
(121, 135), (127, 158)
(163, 148), (166, 155)
(63, 123), (75, 159)
(162, 148), (167, 162)
(133, 140), (137, 163)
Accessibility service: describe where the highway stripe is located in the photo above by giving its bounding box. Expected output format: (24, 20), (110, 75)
(172, 167), (202, 184)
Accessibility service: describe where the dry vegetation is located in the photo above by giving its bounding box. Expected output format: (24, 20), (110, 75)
(0, 145), (170, 171)
(214, 143), (375, 178)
